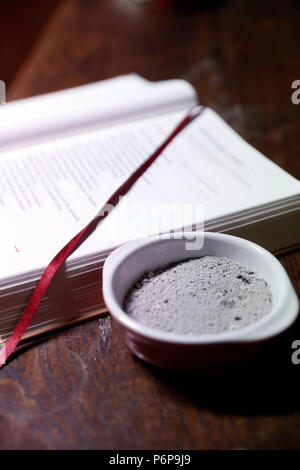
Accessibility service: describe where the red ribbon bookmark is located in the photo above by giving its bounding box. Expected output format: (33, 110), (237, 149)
(0, 105), (204, 367)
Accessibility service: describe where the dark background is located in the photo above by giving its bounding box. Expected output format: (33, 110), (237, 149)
(0, 0), (300, 450)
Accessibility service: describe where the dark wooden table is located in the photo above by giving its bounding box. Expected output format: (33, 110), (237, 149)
(0, 0), (300, 450)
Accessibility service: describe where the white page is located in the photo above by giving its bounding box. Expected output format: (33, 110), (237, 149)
(0, 110), (189, 282)
(0, 107), (299, 285)
(72, 108), (300, 256)
(0, 74), (196, 152)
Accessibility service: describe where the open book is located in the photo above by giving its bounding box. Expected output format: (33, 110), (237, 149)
(0, 74), (299, 342)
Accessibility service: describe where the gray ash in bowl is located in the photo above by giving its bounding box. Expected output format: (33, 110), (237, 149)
(124, 256), (273, 335)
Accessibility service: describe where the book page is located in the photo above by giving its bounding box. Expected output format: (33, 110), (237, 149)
(0, 107), (299, 284)
(76, 108), (300, 256)
(0, 74), (197, 152)
(0, 109), (189, 282)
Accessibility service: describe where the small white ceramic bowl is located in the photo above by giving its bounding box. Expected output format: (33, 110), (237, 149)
(103, 232), (299, 371)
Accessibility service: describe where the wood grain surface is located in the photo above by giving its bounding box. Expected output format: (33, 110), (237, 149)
(1, 0), (300, 449)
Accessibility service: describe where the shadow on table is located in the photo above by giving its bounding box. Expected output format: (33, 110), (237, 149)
(148, 0), (227, 12)
(142, 323), (300, 416)
(170, 0), (226, 10)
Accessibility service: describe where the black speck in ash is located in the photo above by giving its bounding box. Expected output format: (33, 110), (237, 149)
(236, 274), (251, 284)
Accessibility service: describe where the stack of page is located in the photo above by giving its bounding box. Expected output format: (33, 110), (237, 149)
(0, 74), (299, 342)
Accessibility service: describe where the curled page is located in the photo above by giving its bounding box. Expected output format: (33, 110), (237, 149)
(0, 74), (197, 152)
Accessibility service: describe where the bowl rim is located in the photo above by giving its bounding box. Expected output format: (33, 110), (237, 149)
(103, 232), (299, 345)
